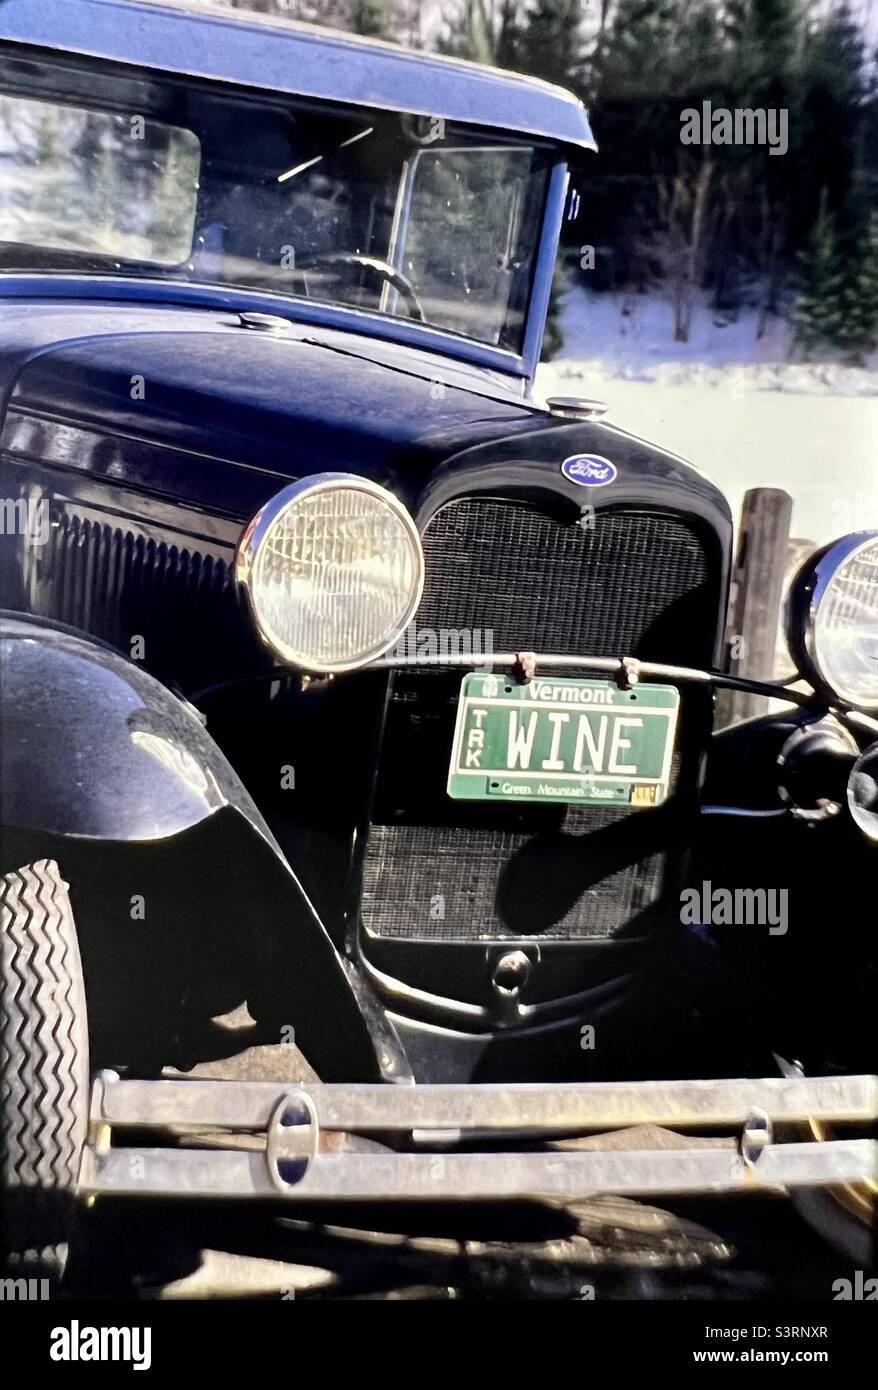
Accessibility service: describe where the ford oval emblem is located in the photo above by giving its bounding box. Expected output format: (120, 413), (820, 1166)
(561, 454), (618, 487)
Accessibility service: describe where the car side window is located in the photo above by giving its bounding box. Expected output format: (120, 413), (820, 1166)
(0, 94), (200, 267)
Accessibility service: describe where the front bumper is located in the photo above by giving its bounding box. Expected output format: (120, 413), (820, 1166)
(83, 1071), (877, 1203)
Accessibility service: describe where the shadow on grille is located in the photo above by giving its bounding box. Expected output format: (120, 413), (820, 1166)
(363, 813), (669, 942)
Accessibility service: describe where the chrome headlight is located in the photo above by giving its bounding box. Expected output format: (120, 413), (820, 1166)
(786, 530), (878, 709)
(236, 474), (424, 672)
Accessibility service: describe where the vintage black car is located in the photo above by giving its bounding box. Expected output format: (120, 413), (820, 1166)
(0, 0), (874, 1286)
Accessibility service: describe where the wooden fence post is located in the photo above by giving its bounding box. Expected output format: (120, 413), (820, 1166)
(716, 487), (793, 727)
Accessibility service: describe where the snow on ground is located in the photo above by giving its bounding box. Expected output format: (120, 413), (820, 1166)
(536, 284), (878, 547)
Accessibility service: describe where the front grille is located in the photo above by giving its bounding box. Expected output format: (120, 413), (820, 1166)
(361, 499), (716, 944)
(14, 510), (265, 690)
(362, 811), (670, 942)
(416, 501), (714, 663)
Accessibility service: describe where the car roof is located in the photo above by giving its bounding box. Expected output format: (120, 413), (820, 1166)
(0, 0), (597, 152)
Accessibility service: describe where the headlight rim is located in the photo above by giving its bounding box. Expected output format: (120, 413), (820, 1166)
(786, 529), (878, 710)
(235, 471), (425, 673)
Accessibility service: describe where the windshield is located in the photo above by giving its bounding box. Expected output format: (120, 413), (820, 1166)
(0, 75), (550, 352)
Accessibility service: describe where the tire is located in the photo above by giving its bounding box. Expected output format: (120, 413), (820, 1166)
(0, 860), (89, 1285)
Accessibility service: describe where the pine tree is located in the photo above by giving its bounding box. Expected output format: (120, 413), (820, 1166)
(799, 1), (868, 238)
(494, 0), (526, 71)
(590, 0), (713, 105)
(351, 0), (391, 38)
(520, 0), (584, 88)
(838, 216), (878, 364)
(790, 194), (846, 356)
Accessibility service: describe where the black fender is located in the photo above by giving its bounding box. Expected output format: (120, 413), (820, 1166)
(0, 614), (400, 1081)
(0, 611), (265, 842)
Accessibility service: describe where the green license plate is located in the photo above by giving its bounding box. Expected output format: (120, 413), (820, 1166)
(447, 673), (680, 807)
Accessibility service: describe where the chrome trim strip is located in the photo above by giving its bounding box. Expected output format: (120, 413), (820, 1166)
(96, 1072), (878, 1133)
(82, 1139), (878, 1201)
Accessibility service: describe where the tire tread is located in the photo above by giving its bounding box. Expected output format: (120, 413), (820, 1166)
(0, 860), (89, 1277)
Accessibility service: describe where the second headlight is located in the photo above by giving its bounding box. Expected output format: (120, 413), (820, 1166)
(236, 473), (424, 672)
(786, 530), (878, 709)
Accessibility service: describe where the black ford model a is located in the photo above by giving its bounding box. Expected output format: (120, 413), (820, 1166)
(0, 0), (874, 1287)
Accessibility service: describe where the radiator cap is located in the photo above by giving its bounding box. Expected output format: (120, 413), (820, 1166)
(545, 396), (609, 421)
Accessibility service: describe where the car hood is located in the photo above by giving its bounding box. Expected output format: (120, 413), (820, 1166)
(0, 298), (542, 517)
